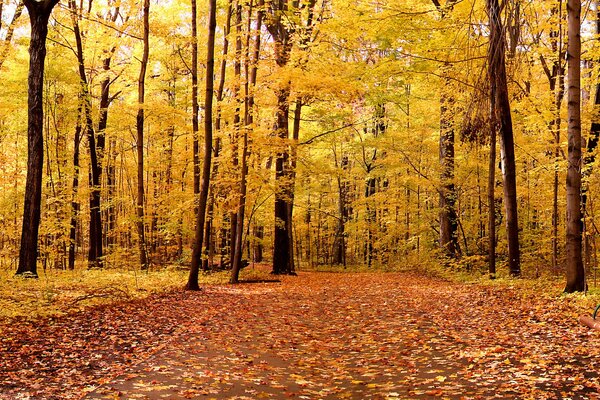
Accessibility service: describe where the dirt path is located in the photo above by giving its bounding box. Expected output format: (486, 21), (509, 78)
(3, 272), (600, 399)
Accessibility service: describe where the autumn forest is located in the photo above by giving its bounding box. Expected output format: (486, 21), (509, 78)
(2, 0), (596, 288)
(4, 0), (600, 398)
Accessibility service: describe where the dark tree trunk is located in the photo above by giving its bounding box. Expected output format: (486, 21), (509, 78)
(272, 85), (292, 274)
(488, 0), (521, 276)
(229, 0), (243, 269)
(68, 104), (83, 270)
(136, 0), (150, 270)
(264, 0), (294, 275)
(565, 0), (585, 292)
(98, 55), (114, 249)
(68, 0), (104, 269)
(439, 63), (460, 260)
(187, 0), (216, 290)
(191, 0), (200, 197)
(232, 2), (261, 283)
(488, 102), (496, 278)
(17, 0), (60, 277)
(202, 2), (232, 271)
(333, 154), (349, 266)
(287, 98), (302, 274)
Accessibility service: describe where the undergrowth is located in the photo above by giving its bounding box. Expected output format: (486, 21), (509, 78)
(0, 263), (271, 320)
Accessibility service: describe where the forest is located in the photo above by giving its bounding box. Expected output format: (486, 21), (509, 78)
(1, 0), (596, 290)
(4, 0), (600, 398)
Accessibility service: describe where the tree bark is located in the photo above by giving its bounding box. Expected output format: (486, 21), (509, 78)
(68, 0), (104, 269)
(488, 103), (497, 278)
(136, 0), (150, 270)
(191, 0), (200, 197)
(231, 2), (261, 283)
(17, 0), (60, 277)
(187, 0), (216, 290)
(202, 1), (232, 271)
(439, 63), (460, 260)
(68, 103), (83, 270)
(565, 0), (585, 292)
(488, 0), (521, 276)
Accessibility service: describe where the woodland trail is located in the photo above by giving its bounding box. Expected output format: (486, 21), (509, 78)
(2, 271), (600, 399)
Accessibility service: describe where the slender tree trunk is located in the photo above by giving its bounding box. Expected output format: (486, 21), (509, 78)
(229, 0), (243, 268)
(136, 0), (150, 270)
(272, 84), (292, 274)
(232, 2), (261, 282)
(98, 55), (114, 249)
(17, 0), (60, 277)
(264, 0), (294, 275)
(565, 0), (585, 292)
(488, 0), (520, 276)
(68, 103), (83, 270)
(439, 63), (460, 260)
(202, 2), (233, 271)
(287, 98), (302, 274)
(191, 0), (200, 197)
(488, 103), (497, 278)
(187, 0), (216, 290)
(68, 0), (104, 269)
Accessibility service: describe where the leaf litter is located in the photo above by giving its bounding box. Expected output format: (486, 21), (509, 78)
(1, 271), (600, 399)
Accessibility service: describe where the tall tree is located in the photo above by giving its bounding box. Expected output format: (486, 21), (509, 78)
(191, 0), (200, 197)
(187, 0), (216, 290)
(232, 1), (262, 283)
(16, 0), (60, 276)
(487, 0), (521, 276)
(432, 0), (460, 260)
(68, 0), (104, 269)
(564, 0), (584, 292)
(264, 0), (295, 275)
(136, 0), (150, 270)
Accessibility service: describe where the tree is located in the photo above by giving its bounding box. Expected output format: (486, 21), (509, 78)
(68, 0), (104, 269)
(16, 0), (61, 277)
(231, 1), (262, 283)
(487, 0), (521, 276)
(187, 0), (216, 291)
(136, 0), (150, 270)
(432, 0), (460, 260)
(264, 0), (295, 275)
(564, 0), (584, 293)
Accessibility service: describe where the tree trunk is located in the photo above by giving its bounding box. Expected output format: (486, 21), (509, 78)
(231, 2), (261, 283)
(187, 0), (216, 290)
(488, 0), (521, 276)
(488, 104), (496, 278)
(272, 84), (292, 274)
(68, 0), (104, 269)
(136, 0), (150, 270)
(565, 0), (585, 292)
(264, 0), (294, 275)
(439, 63), (460, 260)
(17, 0), (60, 277)
(68, 103), (83, 270)
(202, 1), (232, 271)
(191, 0), (200, 197)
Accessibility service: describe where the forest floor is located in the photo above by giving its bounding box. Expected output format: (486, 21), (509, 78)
(2, 267), (600, 399)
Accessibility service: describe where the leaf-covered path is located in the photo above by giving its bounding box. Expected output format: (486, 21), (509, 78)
(2, 271), (600, 399)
